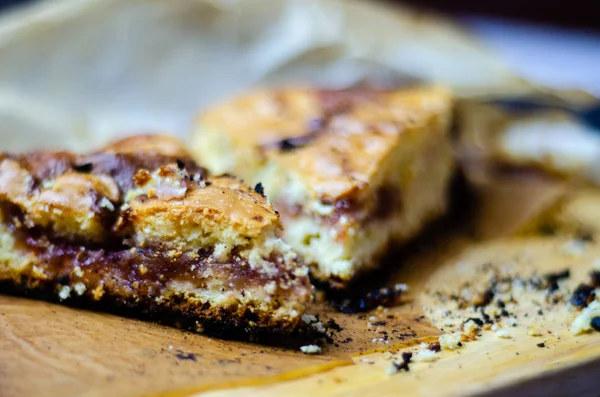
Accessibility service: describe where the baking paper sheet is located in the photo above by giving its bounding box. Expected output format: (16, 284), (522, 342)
(0, 0), (543, 152)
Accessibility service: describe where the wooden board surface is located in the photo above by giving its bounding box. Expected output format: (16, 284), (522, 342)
(2, 190), (600, 397)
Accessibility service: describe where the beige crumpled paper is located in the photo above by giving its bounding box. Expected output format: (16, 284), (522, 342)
(0, 0), (541, 153)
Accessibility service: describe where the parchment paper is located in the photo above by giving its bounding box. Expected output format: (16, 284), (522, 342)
(0, 0), (548, 152)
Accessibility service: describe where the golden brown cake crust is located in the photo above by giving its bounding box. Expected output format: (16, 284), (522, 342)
(0, 135), (311, 333)
(197, 86), (452, 203)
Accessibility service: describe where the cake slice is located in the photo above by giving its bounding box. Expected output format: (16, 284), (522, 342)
(0, 135), (311, 333)
(193, 87), (454, 287)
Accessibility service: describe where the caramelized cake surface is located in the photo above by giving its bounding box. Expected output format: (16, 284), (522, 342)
(194, 87), (454, 286)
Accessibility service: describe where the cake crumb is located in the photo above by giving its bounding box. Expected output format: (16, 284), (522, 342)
(571, 301), (600, 335)
(73, 282), (86, 296)
(439, 332), (462, 350)
(300, 345), (322, 354)
(415, 349), (438, 362)
(495, 329), (510, 339)
(73, 266), (83, 277)
(58, 285), (71, 300)
(562, 240), (586, 257)
(527, 326), (542, 336)
(387, 352), (412, 375)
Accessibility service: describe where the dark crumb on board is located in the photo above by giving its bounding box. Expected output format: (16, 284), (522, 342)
(175, 350), (197, 361)
(331, 285), (406, 314)
(372, 321), (387, 326)
(544, 269), (570, 293)
(57, 274), (70, 285)
(590, 271), (600, 288)
(536, 342), (546, 348)
(254, 182), (265, 197)
(537, 224), (557, 236)
(576, 231), (595, 242)
(392, 352), (413, 373)
(326, 319), (342, 332)
(570, 284), (596, 308)
(176, 159), (185, 170)
(463, 317), (484, 327)
(591, 317), (600, 332)
(427, 341), (441, 352)
(340, 337), (353, 344)
(472, 288), (494, 308)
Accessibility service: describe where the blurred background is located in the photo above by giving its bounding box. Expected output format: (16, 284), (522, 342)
(0, 0), (597, 96)
(2, 0), (599, 28)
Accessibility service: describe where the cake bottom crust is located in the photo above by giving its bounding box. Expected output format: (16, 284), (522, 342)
(0, 223), (311, 334)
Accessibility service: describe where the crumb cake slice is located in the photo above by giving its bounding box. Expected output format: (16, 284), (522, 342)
(193, 87), (455, 287)
(0, 135), (311, 333)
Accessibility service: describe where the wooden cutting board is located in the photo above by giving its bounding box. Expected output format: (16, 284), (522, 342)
(2, 190), (600, 397)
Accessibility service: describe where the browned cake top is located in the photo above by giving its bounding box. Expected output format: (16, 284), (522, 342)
(198, 86), (452, 202)
(0, 135), (280, 246)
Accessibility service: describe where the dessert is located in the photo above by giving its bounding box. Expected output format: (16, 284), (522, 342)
(193, 86), (454, 286)
(0, 135), (311, 333)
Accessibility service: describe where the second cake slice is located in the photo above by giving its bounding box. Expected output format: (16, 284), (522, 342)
(193, 87), (454, 287)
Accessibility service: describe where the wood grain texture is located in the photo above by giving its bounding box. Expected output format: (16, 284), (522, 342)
(2, 189), (600, 397)
(194, 233), (600, 397)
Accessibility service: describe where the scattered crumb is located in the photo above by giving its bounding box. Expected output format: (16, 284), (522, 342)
(536, 342), (546, 348)
(175, 350), (197, 361)
(439, 333), (462, 350)
(326, 319), (342, 332)
(311, 321), (327, 334)
(58, 286), (71, 300)
(414, 349), (438, 362)
(463, 319), (480, 338)
(562, 240), (586, 257)
(527, 325), (542, 337)
(387, 352), (412, 375)
(495, 329), (511, 339)
(300, 345), (322, 355)
(571, 301), (600, 335)
(72, 266), (83, 277)
(73, 282), (86, 296)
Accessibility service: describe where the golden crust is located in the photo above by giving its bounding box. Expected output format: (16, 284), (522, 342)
(0, 135), (281, 247)
(119, 171), (280, 251)
(195, 86), (452, 202)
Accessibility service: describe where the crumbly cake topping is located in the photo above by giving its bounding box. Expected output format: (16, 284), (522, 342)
(0, 135), (279, 247)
